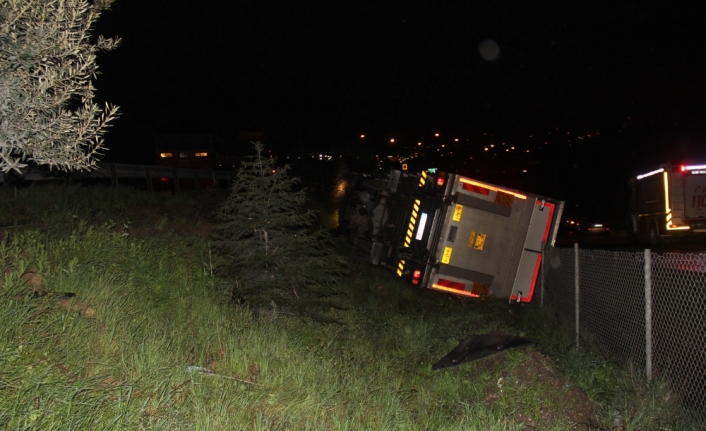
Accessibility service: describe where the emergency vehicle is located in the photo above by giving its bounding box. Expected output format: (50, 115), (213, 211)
(627, 163), (706, 245)
(343, 169), (564, 303)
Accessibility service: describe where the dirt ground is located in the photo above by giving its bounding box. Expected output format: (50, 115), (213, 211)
(508, 350), (597, 429)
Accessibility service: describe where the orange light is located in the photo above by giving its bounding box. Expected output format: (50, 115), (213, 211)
(159, 152), (173, 158)
(195, 152), (208, 157)
(459, 178), (527, 200)
(431, 284), (480, 298)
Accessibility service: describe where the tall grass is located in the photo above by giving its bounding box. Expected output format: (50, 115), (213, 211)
(0, 183), (701, 429)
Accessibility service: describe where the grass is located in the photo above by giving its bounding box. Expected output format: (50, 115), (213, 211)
(0, 183), (702, 430)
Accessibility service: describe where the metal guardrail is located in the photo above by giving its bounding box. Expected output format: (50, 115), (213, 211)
(542, 244), (706, 423)
(0, 163), (236, 192)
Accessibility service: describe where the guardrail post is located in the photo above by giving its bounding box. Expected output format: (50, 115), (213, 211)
(172, 168), (180, 193)
(644, 248), (653, 381)
(110, 164), (118, 187)
(575, 242), (580, 349)
(145, 167), (153, 192)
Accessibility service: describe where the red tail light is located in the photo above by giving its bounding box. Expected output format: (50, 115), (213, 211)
(436, 176), (445, 187)
(412, 269), (422, 285)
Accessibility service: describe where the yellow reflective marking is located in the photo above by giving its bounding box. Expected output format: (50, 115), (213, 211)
(404, 200), (422, 247)
(474, 233), (486, 250)
(396, 259), (405, 276)
(468, 231), (476, 247)
(419, 172), (427, 187)
(441, 247), (453, 264)
(452, 204), (463, 222)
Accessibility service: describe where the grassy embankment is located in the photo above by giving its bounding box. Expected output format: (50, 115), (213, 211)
(0, 183), (698, 430)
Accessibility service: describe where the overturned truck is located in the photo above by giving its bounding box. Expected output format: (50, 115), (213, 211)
(342, 169), (564, 303)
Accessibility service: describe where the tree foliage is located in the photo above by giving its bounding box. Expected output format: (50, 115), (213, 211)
(0, 0), (120, 173)
(215, 142), (347, 320)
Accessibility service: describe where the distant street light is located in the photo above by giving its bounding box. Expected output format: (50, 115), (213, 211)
(360, 134), (365, 138)
(390, 138), (395, 143)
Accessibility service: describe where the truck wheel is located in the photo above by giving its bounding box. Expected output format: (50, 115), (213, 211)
(648, 220), (660, 246)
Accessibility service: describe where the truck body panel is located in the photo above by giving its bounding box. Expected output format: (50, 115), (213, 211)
(343, 169), (564, 303)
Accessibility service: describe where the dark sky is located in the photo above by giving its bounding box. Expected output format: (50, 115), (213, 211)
(94, 2), (706, 163)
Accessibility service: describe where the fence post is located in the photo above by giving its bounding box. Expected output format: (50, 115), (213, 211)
(575, 242), (580, 349)
(644, 248), (653, 382)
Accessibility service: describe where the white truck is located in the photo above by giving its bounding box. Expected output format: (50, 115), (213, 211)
(343, 169), (564, 303)
(627, 163), (706, 245)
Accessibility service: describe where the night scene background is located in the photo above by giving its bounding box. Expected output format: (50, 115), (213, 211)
(92, 2), (706, 226)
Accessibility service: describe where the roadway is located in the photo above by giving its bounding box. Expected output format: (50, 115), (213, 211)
(555, 230), (706, 254)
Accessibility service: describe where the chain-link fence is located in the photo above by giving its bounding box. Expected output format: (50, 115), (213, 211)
(541, 244), (706, 421)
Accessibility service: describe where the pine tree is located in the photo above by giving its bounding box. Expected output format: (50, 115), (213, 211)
(215, 142), (346, 321)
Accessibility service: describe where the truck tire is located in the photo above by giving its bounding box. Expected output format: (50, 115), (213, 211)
(648, 219), (660, 246)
